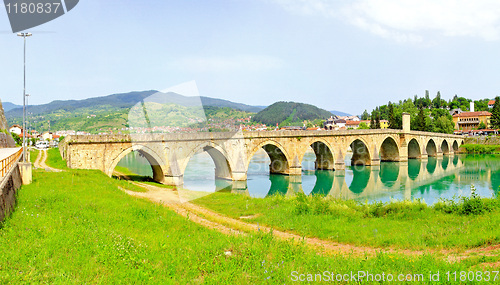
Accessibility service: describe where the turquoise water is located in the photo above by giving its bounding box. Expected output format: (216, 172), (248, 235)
(117, 150), (500, 204)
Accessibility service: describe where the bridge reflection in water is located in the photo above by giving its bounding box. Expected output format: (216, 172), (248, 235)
(209, 153), (500, 205)
(118, 150), (500, 204)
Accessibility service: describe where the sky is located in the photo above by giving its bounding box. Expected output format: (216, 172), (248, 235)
(2, 0), (500, 115)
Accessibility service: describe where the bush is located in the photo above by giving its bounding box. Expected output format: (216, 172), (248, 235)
(434, 185), (496, 215)
(461, 144), (500, 154)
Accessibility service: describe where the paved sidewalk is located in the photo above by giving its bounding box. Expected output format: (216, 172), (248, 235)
(0, 148), (22, 161)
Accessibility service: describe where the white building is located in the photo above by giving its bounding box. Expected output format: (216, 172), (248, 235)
(9, 125), (22, 135)
(42, 132), (53, 141)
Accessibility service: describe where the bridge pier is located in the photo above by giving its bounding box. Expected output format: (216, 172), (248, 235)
(289, 166), (302, 176)
(231, 171), (247, 181)
(334, 160), (345, 170)
(334, 152), (345, 170)
(369, 158), (381, 166)
(164, 175), (183, 186)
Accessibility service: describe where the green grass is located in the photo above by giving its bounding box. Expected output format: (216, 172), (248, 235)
(29, 149), (38, 164)
(1, 169), (481, 284)
(45, 148), (70, 170)
(461, 144), (500, 154)
(113, 165), (175, 190)
(0, 153), (489, 283)
(193, 192), (500, 251)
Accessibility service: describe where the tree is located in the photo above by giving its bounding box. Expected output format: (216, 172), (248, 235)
(478, 121), (487, 130)
(358, 122), (369, 129)
(370, 111), (376, 129)
(434, 116), (455, 134)
(361, 110), (370, 120)
(415, 107), (426, 131)
(491, 96), (500, 129)
(423, 90), (431, 108)
(375, 107), (381, 129)
(387, 102), (397, 129)
(11, 133), (21, 146)
(433, 91), (441, 109)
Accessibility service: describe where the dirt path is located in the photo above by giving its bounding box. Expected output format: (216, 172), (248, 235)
(121, 181), (420, 257)
(120, 181), (500, 262)
(34, 149), (62, 172)
(33, 149), (43, 169)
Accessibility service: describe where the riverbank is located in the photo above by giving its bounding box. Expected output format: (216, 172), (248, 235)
(193, 191), (500, 251)
(461, 144), (500, 154)
(0, 148), (492, 283)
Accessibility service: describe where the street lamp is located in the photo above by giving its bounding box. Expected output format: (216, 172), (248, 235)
(17, 32), (32, 163)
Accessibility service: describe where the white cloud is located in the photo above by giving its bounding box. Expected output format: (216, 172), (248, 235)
(272, 0), (500, 43)
(172, 55), (284, 72)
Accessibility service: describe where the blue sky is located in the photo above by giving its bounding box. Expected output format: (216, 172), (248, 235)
(1, 0), (500, 115)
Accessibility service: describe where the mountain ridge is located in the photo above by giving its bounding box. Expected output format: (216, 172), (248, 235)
(5, 90), (264, 118)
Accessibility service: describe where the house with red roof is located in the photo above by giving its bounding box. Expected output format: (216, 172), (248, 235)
(452, 111), (492, 131)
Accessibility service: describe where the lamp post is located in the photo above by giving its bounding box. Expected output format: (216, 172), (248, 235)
(17, 32), (32, 163)
(26, 93), (30, 145)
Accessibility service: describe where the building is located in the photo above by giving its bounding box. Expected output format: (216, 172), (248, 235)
(360, 120), (389, 129)
(449, 108), (463, 116)
(346, 120), (361, 129)
(452, 111), (492, 131)
(337, 115), (360, 122)
(334, 119), (346, 129)
(323, 116), (336, 130)
(42, 131), (54, 141)
(8, 124), (22, 135)
(489, 100), (496, 108)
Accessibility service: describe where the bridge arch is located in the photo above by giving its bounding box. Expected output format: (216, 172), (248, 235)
(248, 140), (291, 175)
(380, 136), (400, 162)
(452, 140), (459, 152)
(108, 145), (167, 183)
(347, 137), (372, 166)
(426, 139), (437, 157)
(441, 140), (450, 155)
(408, 138), (421, 159)
(302, 139), (335, 170)
(182, 142), (233, 180)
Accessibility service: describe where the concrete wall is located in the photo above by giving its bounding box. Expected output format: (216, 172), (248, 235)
(0, 163), (23, 223)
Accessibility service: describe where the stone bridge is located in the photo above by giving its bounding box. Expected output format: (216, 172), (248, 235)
(60, 114), (464, 186)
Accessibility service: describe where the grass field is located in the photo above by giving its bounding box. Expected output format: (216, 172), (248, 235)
(193, 192), (500, 251)
(44, 148), (70, 170)
(0, 150), (489, 283)
(29, 149), (38, 164)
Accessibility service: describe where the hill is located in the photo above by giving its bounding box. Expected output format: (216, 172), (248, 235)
(5, 90), (263, 118)
(330, 110), (351, 117)
(5, 90), (263, 134)
(1, 102), (21, 112)
(252, 101), (332, 126)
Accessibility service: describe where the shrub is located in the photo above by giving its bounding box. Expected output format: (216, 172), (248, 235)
(434, 185), (495, 215)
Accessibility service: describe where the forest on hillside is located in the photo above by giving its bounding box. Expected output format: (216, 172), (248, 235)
(252, 102), (332, 126)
